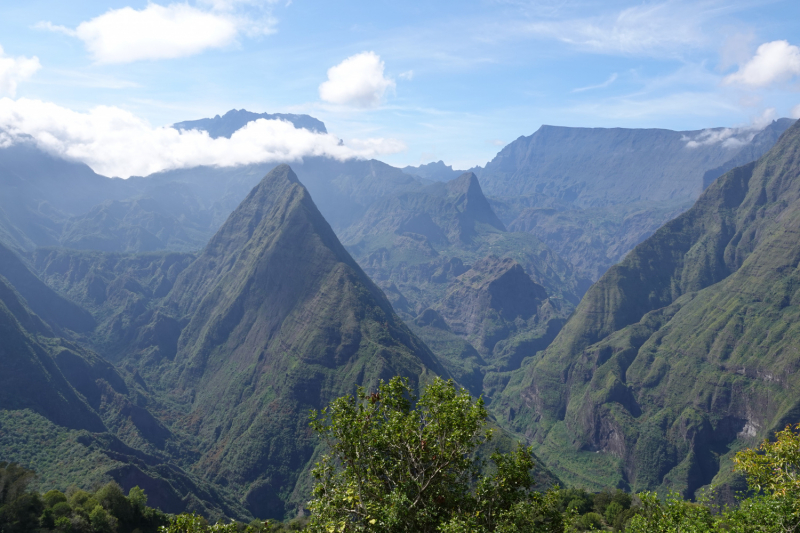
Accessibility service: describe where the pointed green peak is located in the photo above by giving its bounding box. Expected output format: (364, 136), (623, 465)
(444, 172), (506, 233)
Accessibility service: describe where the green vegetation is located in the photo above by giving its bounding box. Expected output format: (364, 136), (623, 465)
(305, 376), (565, 532)
(624, 425), (800, 531)
(155, 383), (800, 532)
(0, 461), (167, 533)
(5, 117), (800, 527)
(5, 165), (452, 520)
(9, 387), (800, 533)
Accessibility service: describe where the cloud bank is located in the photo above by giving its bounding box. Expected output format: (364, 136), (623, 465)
(0, 46), (41, 96)
(38, 2), (275, 64)
(319, 52), (396, 108)
(0, 98), (406, 178)
(681, 109), (777, 149)
(723, 40), (800, 88)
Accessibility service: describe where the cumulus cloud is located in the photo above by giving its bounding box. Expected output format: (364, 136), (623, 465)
(37, 2), (274, 64)
(0, 98), (406, 178)
(319, 52), (396, 108)
(792, 104), (800, 120)
(0, 46), (41, 96)
(723, 40), (800, 88)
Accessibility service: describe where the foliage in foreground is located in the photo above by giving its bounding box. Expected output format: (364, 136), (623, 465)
(626, 423), (800, 532)
(10, 389), (800, 533)
(306, 377), (565, 532)
(0, 461), (167, 533)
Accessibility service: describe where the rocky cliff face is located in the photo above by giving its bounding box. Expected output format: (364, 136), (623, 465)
(439, 257), (548, 356)
(495, 120), (800, 497)
(480, 120), (796, 280)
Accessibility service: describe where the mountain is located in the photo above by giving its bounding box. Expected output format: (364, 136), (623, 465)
(20, 164), (565, 518)
(0, 242), (241, 518)
(108, 165), (447, 519)
(701, 118), (797, 189)
(0, 142), (133, 251)
(173, 109), (327, 137)
(493, 120), (800, 498)
(480, 119), (796, 280)
(0, 241), (95, 333)
(0, 136), (426, 255)
(342, 172), (585, 397)
(402, 160), (465, 182)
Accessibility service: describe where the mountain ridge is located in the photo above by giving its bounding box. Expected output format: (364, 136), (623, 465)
(173, 109), (327, 137)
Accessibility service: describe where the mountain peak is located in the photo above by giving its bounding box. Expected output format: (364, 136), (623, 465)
(168, 164), (357, 318)
(173, 109), (327, 138)
(158, 164), (444, 517)
(401, 160), (465, 182)
(444, 172), (506, 235)
(496, 117), (800, 497)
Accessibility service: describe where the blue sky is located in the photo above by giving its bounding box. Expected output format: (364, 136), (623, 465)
(1, 0), (799, 176)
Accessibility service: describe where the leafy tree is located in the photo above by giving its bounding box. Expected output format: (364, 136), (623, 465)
(305, 376), (565, 532)
(0, 463), (36, 508)
(0, 463), (42, 533)
(624, 491), (715, 532)
(0, 461), (165, 533)
(725, 422), (800, 532)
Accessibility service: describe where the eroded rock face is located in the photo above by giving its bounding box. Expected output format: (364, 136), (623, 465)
(438, 256), (549, 356)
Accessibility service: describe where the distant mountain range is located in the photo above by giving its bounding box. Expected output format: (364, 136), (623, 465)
(477, 120), (797, 280)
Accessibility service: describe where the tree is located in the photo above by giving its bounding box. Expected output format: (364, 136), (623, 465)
(624, 491), (715, 533)
(305, 376), (564, 533)
(728, 423), (800, 532)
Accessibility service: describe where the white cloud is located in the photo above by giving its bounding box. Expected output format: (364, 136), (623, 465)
(521, 1), (710, 57)
(0, 46), (41, 97)
(0, 98), (406, 178)
(683, 128), (754, 149)
(198, 0), (278, 10)
(792, 104), (800, 119)
(723, 40), (800, 88)
(682, 108), (776, 149)
(319, 52), (396, 108)
(37, 2), (269, 64)
(572, 73), (618, 93)
(398, 70), (414, 81)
